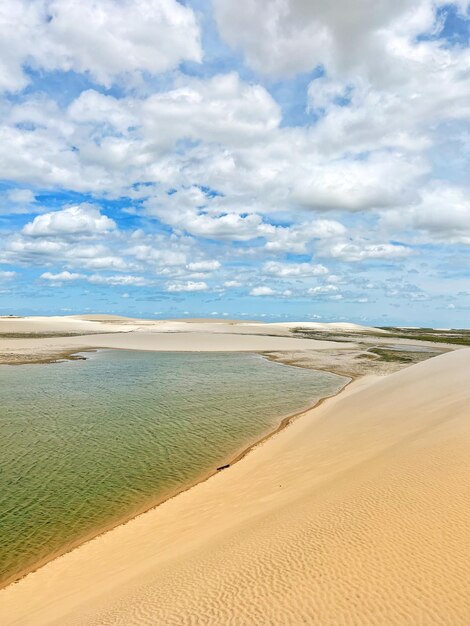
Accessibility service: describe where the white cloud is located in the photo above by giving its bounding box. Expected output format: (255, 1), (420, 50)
(0, 270), (16, 280)
(68, 90), (138, 132)
(1, 210), (198, 281)
(41, 271), (83, 282)
(187, 260), (221, 272)
(7, 188), (36, 204)
(262, 261), (328, 277)
(224, 280), (242, 288)
(308, 284), (339, 295)
(250, 286), (275, 296)
(308, 76), (349, 111)
(213, 0), (462, 81)
(0, 0), (201, 92)
(0, 188), (40, 216)
(323, 241), (413, 262)
(81, 256), (132, 271)
(88, 274), (150, 286)
(383, 185), (470, 244)
(294, 152), (425, 212)
(214, 0), (333, 78)
(141, 73), (281, 148)
(166, 281), (209, 292)
(265, 220), (346, 253)
(22, 204), (116, 237)
(308, 53), (470, 157)
(128, 242), (188, 268)
(145, 187), (271, 241)
(41, 271), (150, 286)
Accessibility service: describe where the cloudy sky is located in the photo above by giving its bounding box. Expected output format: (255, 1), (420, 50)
(0, 0), (469, 325)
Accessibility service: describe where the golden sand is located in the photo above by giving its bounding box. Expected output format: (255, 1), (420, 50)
(1, 348), (469, 625)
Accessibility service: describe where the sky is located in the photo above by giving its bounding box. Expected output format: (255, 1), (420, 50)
(0, 0), (469, 326)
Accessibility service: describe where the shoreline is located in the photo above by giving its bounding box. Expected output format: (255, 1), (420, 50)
(0, 348), (96, 366)
(0, 350), (350, 591)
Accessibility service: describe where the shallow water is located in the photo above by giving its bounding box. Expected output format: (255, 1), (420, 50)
(0, 350), (345, 585)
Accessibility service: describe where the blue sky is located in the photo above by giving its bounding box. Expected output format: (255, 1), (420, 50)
(0, 0), (469, 326)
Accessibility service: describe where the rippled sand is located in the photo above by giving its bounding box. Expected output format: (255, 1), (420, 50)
(1, 349), (469, 625)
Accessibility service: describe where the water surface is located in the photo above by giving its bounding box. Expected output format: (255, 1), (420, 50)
(0, 350), (345, 585)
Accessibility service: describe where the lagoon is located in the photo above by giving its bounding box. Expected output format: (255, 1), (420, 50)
(0, 350), (345, 586)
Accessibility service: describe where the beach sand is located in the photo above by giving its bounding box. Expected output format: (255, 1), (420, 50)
(1, 347), (469, 625)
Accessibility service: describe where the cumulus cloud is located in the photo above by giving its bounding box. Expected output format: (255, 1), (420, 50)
(250, 286), (275, 296)
(0, 270), (16, 279)
(166, 281), (209, 292)
(213, 0), (464, 81)
(1, 209), (198, 282)
(0, 0), (201, 92)
(41, 271), (150, 286)
(383, 185), (470, 244)
(22, 204), (116, 237)
(308, 76), (349, 111)
(264, 220), (346, 253)
(144, 186), (272, 241)
(294, 152), (425, 212)
(128, 242), (188, 268)
(308, 284), (339, 295)
(41, 271), (84, 282)
(0, 188), (40, 216)
(323, 241), (413, 262)
(141, 73), (281, 147)
(307, 43), (470, 161)
(7, 188), (35, 204)
(262, 261), (328, 277)
(186, 260), (221, 272)
(88, 274), (150, 286)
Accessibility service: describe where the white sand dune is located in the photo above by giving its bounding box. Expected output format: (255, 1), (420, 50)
(0, 315), (119, 333)
(0, 315), (381, 337)
(64, 330), (348, 351)
(1, 349), (469, 625)
(0, 317), (357, 362)
(0, 331), (349, 359)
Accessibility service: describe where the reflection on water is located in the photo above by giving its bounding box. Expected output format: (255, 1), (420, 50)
(0, 350), (345, 585)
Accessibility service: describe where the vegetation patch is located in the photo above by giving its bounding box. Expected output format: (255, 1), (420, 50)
(364, 348), (432, 363)
(292, 327), (470, 347)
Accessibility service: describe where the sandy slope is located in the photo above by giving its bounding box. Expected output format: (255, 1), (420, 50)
(1, 349), (469, 625)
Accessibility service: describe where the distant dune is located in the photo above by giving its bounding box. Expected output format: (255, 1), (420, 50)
(0, 316), (359, 364)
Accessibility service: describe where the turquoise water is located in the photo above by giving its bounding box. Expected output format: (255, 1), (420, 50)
(0, 350), (345, 585)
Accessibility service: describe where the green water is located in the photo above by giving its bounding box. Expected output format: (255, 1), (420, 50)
(0, 350), (345, 585)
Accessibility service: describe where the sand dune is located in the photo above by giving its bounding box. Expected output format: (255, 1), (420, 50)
(0, 317), (357, 364)
(0, 331), (349, 364)
(1, 349), (469, 625)
(0, 315), (382, 337)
